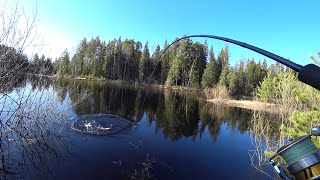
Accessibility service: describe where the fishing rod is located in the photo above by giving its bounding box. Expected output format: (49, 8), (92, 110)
(163, 35), (320, 180)
(161, 35), (320, 91)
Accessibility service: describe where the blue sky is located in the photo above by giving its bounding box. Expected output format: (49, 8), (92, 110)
(22, 0), (319, 66)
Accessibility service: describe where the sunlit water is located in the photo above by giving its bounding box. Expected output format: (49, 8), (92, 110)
(1, 78), (276, 179)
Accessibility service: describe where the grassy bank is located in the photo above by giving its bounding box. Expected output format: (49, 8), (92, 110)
(207, 99), (276, 113)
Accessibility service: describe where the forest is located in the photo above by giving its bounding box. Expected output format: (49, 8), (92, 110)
(0, 35), (304, 101)
(2, 35), (320, 178)
(51, 36), (290, 99)
(1, 1), (320, 178)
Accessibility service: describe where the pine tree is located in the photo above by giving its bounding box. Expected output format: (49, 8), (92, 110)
(72, 37), (87, 76)
(98, 41), (107, 78)
(201, 47), (216, 87)
(228, 67), (239, 97)
(166, 55), (181, 86)
(219, 65), (229, 86)
(58, 49), (70, 76)
(139, 42), (150, 83)
(38, 54), (46, 74)
(31, 53), (40, 73)
(185, 41), (206, 88)
(257, 71), (274, 102)
(189, 66), (200, 88)
(244, 59), (255, 96)
(122, 39), (135, 80)
(237, 60), (246, 96)
(160, 39), (170, 84)
(32, 53), (40, 65)
(221, 45), (229, 68)
(179, 38), (192, 86)
(133, 41), (142, 81)
(115, 37), (122, 79)
(261, 59), (268, 79)
(105, 40), (116, 79)
(151, 44), (161, 83)
(44, 57), (53, 75)
(215, 49), (223, 83)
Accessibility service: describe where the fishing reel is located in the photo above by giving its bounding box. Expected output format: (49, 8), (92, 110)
(270, 127), (320, 180)
(167, 34), (320, 179)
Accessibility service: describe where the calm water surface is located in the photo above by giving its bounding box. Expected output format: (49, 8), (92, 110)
(2, 78), (276, 179)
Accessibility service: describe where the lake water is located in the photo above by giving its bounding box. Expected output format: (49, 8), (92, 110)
(0, 78), (276, 179)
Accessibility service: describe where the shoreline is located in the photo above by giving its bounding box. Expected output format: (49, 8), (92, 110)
(55, 75), (277, 112)
(55, 75), (202, 92)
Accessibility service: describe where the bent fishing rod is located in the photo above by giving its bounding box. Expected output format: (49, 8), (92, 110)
(161, 34), (320, 91)
(163, 35), (320, 180)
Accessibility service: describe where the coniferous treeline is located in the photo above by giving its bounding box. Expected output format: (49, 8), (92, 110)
(0, 45), (54, 92)
(0, 44), (29, 74)
(30, 53), (54, 75)
(53, 36), (286, 99)
(0, 44), (54, 76)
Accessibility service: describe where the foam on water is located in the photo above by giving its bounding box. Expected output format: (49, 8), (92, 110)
(71, 114), (132, 135)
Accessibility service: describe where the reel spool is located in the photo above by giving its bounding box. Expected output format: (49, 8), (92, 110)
(270, 127), (320, 180)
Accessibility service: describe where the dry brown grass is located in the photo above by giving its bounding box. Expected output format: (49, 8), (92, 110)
(204, 84), (278, 113)
(207, 99), (276, 113)
(204, 85), (230, 100)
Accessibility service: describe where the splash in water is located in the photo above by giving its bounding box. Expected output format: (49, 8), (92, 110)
(71, 114), (132, 135)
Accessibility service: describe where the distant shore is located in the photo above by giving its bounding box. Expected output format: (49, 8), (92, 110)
(56, 75), (202, 92)
(56, 75), (277, 112)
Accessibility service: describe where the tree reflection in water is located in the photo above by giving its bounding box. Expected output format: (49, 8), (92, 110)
(248, 110), (281, 179)
(0, 77), (86, 179)
(63, 79), (253, 143)
(58, 79), (281, 178)
(0, 78), (275, 179)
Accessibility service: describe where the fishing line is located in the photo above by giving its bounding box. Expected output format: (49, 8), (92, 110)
(281, 137), (318, 165)
(148, 34), (303, 88)
(159, 35), (302, 72)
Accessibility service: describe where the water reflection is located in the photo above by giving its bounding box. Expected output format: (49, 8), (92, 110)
(59, 79), (253, 143)
(248, 111), (281, 179)
(0, 77), (72, 179)
(4, 133), (70, 179)
(0, 78), (278, 179)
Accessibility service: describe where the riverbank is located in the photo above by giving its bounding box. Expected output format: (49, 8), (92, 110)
(55, 75), (202, 92)
(207, 99), (276, 113)
(56, 75), (276, 112)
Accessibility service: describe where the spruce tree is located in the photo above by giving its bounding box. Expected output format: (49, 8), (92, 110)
(201, 47), (216, 87)
(219, 66), (229, 86)
(228, 67), (239, 97)
(58, 49), (70, 76)
(151, 45), (161, 82)
(139, 42), (150, 83)
(160, 39), (170, 84)
(215, 49), (223, 83)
